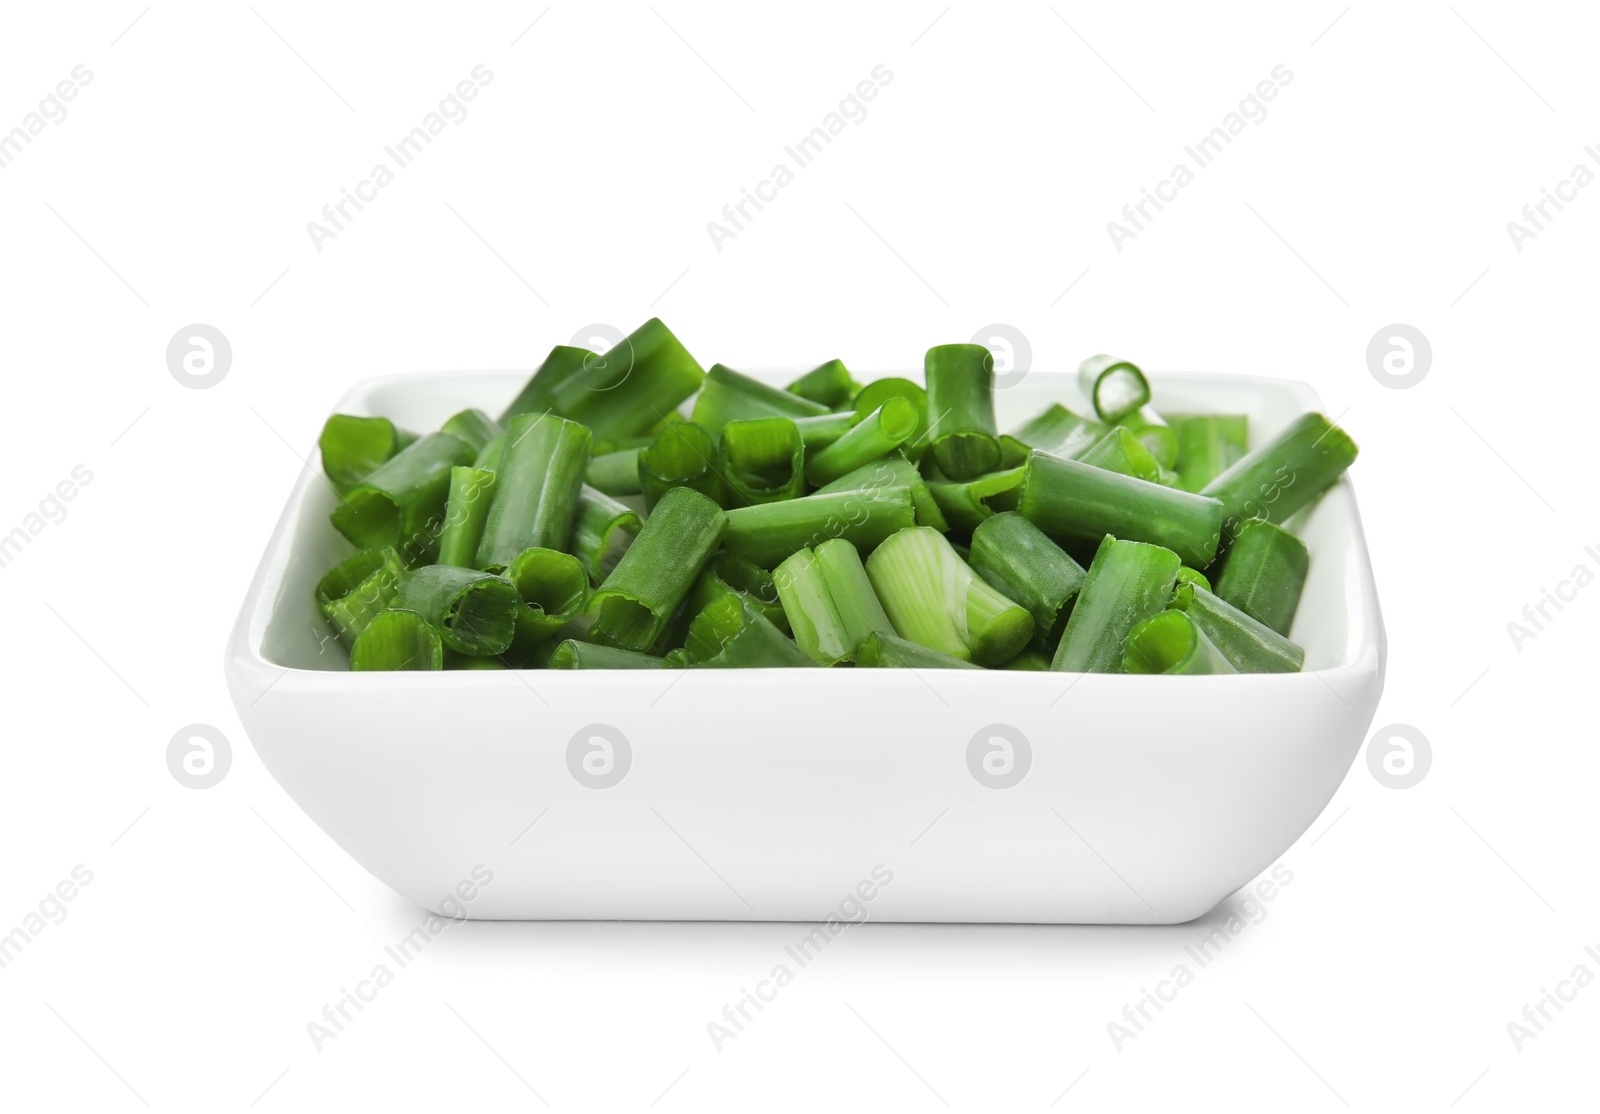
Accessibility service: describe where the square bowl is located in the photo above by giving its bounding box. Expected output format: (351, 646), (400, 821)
(225, 369), (1384, 924)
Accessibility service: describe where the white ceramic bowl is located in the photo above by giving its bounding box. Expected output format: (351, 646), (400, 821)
(225, 370), (1384, 924)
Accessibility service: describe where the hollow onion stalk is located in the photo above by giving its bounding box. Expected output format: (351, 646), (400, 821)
(506, 546), (590, 654)
(685, 594), (814, 667)
(1078, 354), (1150, 423)
(435, 467), (497, 568)
(1211, 519), (1309, 636)
(349, 609), (444, 671)
(1169, 581), (1305, 673)
(330, 431), (475, 561)
(721, 485), (916, 568)
(546, 318), (706, 442)
(924, 343), (1000, 480)
(315, 546), (407, 645)
(968, 512), (1086, 654)
(1051, 536), (1181, 673)
(1201, 412), (1358, 544)
(804, 397), (917, 486)
(588, 486), (726, 652)
(547, 640), (673, 669)
(572, 485), (641, 584)
(787, 359), (859, 408)
(392, 565), (520, 656)
(720, 417), (805, 504)
(638, 421), (723, 509)
(855, 631), (982, 669)
(475, 413), (592, 571)
(852, 378), (930, 462)
(1123, 610), (1238, 674)
(865, 526), (1033, 666)
(318, 415), (416, 491)
(691, 363), (828, 433)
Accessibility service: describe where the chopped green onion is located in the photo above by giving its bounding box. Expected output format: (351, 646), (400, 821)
(350, 609), (444, 671)
(721, 417), (806, 504)
(638, 420), (723, 509)
(506, 546), (590, 653)
(1017, 450), (1225, 568)
(435, 466), (498, 568)
(498, 344), (594, 425)
(999, 403), (1106, 467)
(924, 343), (1000, 480)
(1117, 405), (1176, 469)
(474, 435), (504, 472)
(1213, 519), (1309, 635)
(1169, 581), (1304, 673)
(331, 431), (475, 561)
(680, 552), (789, 635)
(852, 378), (930, 462)
(547, 640), (673, 669)
(812, 539), (895, 650)
(787, 359), (859, 408)
(815, 455), (947, 531)
(793, 411), (858, 451)
(924, 465), (1026, 537)
(546, 318), (707, 442)
(393, 565), (520, 656)
(586, 447), (643, 496)
(804, 398), (918, 486)
(685, 594), (814, 667)
(318, 415), (416, 491)
(1051, 536), (1181, 673)
(1077, 426), (1163, 484)
(1123, 610), (1238, 674)
(722, 485), (916, 568)
(1201, 412), (1359, 544)
(315, 546), (406, 644)
(865, 526), (1033, 666)
(691, 363), (828, 434)
(1175, 565), (1212, 593)
(773, 548), (853, 664)
(968, 512), (1086, 653)
(475, 413), (592, 571)
(440, 409), (502, 456)
(855, 631), (982, 669)
(1078, 354), (1150, 423)
(572, 485), (641, 584)
(588, 486), (726, 651)
(1169, 414), (1249, 492)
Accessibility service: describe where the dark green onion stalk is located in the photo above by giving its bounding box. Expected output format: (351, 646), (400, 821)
(392, 565), (520, 656)
(546, 318), (707, 442)
(1051, 536), (1181, 673)
(589, 486), (726, 651)
(638, 421), (723, 510)
(435, 467), (497, 568)
(498, 345), (595, 425)
(865, 526), (1032, 666)
(924, 465), (1026, 537)
(1169, 414), (1249, 492)
(793, 411), (858, 451)
(924, 343), (1000, 480)
(787, 359), (859, 408)
(720, 417), (805, 504)
(331, 431), (476, 561)
(1123, 610), (1238, 674)
(1169, 581), (1305, 673)
(315, 546), (407, 645)
(1212, 519), (1309, 636)
(804, 398), (917, 486)
(547, 640), (674, 669)
(815, 455), (947, 531)
(680, 553), (789, 635)
(318, 415), (416, 491)
(1076, 427), (1164, 484)
(440, 409), (502, 456)
(475, 413), (592, 571)
(1017, 450), (1225, 568)
(691, 363), (828, 434)
(722, 485), (915, 567)
(1117, 405), (1176, 469)
(999, 403), (1106, 468)
(1078, 354), (1150, 423)
(684, 594), (815, 667)
(572, 485), (641, 584)
(1201, 412), (1358, 545)
(349, 609), (444, 671)
(851, 378), (930, 462)
(855, 631), (982, 669)
(506, 546), (590, 654)
(586, 447), (643, 496)
(968, 513), (1086, 654)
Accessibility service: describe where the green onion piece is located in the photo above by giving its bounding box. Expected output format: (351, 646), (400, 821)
(1123, 610), (1238, 675)
(331, 432), (475, 561)
(318, 415), (416, 491)
(1076, 426), (1163, 484)
(350, 609), (444, 671)
(1117, 405), (1176, 469)
(506, 547), (590, 653)
(474, 435), (504, 472)
(685, 594), (815, 667)
(793, 411), (858, 451)
(999, 403), (1106, 468)
(1002, 647), (1053, 671)
(589, 486), (726, 651)
(474, 413), (591, 571)
(393, 565), (519, 656)
(1169, 414), (1249, 492)
(804, 398), (917, 486)
(1051, 536), (1181, 673)
(968, 512), (1086, 654)
(722, 485), (916, 568)
(680, 553), (789, 635)
(815, 455), (948, 531)
(812, 539), (895, 650)
(721, 417), (806, 504)
(547, 318), (707, 442)
(1169, 581), (1305, 673)
(1213, 519), (1309, 635)
(435, 467), (498, 569)
(315, 546), (406, 645)
(547, 640), (671, 669)
(572, 485), (641, 584)
(638, 421), (723, 510)
(924, 465), (1026, 537)
(1017, 450), (1225, 568)
(855, 631), (982, 669)
(498, 345), (594, 425)
(1077, 354), (1151, 423)
(773, 549), (853, 664)
(440, 409), (502, 456)
(787, 359), (859, 408)
(1175, 565), (1212, 593)
(852, 378), (931, 462)
(586, 447), (643, 496)
(1201, 412), (1359, 544)
(690, 363), (829, 434)
(865, 526), (1033, 666)
(924, 343), (1000, 480)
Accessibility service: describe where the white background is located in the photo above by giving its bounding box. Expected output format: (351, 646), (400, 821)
(1, 1), (1595, 1110)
